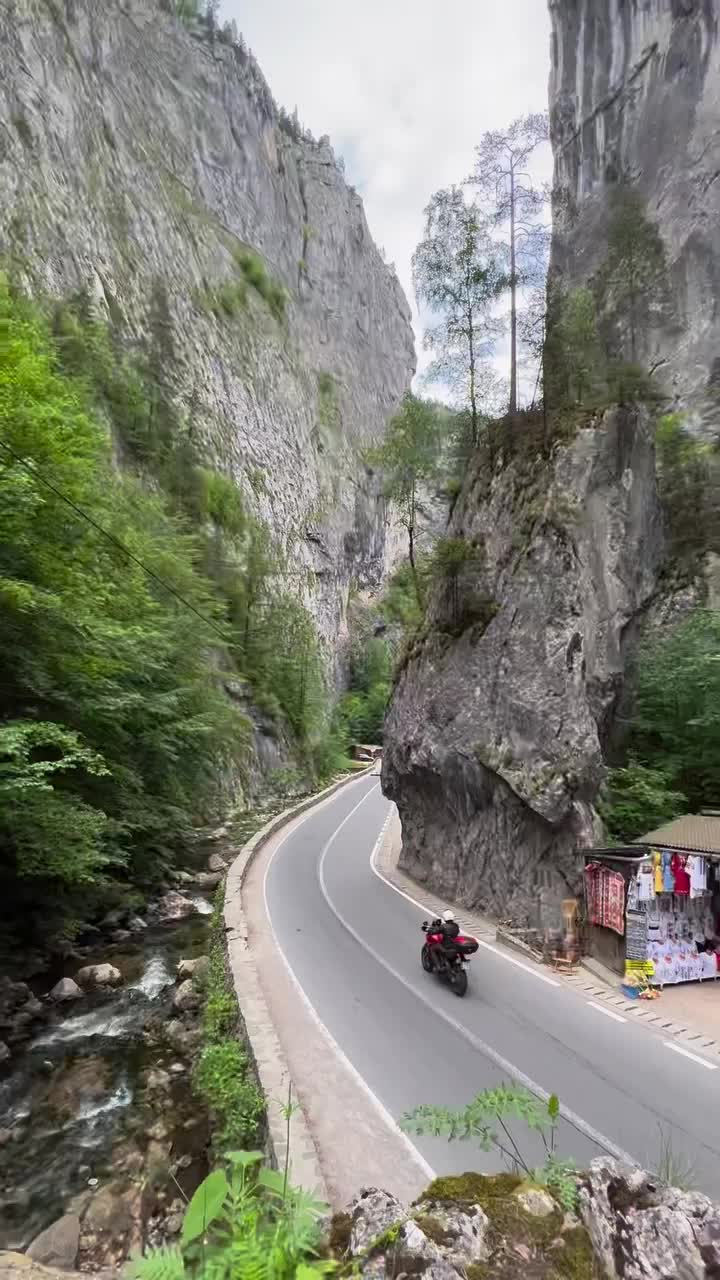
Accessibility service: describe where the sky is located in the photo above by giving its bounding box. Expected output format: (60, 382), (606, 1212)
(218, 0), (553, 388)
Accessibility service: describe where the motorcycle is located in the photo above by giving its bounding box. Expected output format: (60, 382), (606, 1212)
(421, 919), (479, 997)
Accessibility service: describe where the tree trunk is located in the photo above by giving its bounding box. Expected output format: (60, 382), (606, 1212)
(407, 482), (423, 608)
(509, 167), (518, 414)
(468, 314), (478, 446)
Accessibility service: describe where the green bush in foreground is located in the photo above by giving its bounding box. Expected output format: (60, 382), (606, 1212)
(129, 1150), (331, 1280)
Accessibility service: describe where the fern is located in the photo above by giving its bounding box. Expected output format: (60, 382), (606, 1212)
(127, 1245), (186, 1280)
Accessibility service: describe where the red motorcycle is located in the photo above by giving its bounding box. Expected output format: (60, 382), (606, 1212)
(421, 919), (479, 997)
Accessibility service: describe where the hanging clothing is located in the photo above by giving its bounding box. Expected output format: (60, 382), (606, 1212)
(603, 869), (626, 935)
(689, 855), (707, 898)
(652, 850), (664, 895)
(662, 850), (674, 893)
(637, 866), (655, 901)
(672, 853), (691, 896)
(584, 863), (602, 926)
(626, 875), (639, 911)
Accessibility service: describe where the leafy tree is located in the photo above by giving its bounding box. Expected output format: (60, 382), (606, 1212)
(554, 286), (604, 405)
(470, 113), (549, 412)
(599, 186), (668, 364)
(602, 612), (720, 842)
(413, 187), (506, 444)
(367, 394), (442, 605)
(0, 280), (246, 950)
(599, 762), (687, 845)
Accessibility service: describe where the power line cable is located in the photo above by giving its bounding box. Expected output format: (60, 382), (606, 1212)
(0, 435), (230, 644)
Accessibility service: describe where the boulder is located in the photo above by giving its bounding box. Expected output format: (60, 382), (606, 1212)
(176, 956), (209, 982)
(0, 1040), (10, 1063)
(27, 1214), (80, 1270)
(172, 979), (200, 1012)
(127, 916), (147, 933)
(74, 964), (122, 989)
(192, 871), (222, 890)
(110, 930), (132, 943)
(49, 978), (82, 1003)
(579, 1158), (720, 1280)
(47, 1057), (110, 1117)
(151, 890), (194, 921)
(208, 852), (228, 872)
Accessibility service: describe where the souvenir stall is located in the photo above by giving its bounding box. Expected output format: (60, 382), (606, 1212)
(583, 814), (720, 988)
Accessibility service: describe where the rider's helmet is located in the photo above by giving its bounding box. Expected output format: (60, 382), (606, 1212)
(442, 910), (455, 922)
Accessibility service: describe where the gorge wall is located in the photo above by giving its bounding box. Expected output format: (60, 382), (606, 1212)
(0, 0), (414, 661)
(549, 0), (720, 433)
(382, 411), (666, 918)
(382, 1), (720, 919)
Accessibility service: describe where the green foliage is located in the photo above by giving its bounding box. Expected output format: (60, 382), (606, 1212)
(0, 281), (246, 951)
(402, 1084), (578, 1210)
(413, 186), (507, 441)
(233, 250), (288, 322)
(548, 286), (604, 406)
(655, 413), (720, 563)
(599, 186), (668, 363)
(367, 394), (443, 606)
(599, 761), (687, 845)
(617, 612), (720, 821)
(129, 1152), (332, 1280)
(194, 890), (265, 1152)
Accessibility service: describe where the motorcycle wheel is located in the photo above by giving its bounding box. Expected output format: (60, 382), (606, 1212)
(450, 967), (468, 997)
(421, 944), (433, 973)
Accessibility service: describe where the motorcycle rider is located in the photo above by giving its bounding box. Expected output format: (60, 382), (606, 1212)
(428, 909), (460, 968)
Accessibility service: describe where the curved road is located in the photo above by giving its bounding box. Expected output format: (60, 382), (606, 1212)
(264, 773), (720, 1194)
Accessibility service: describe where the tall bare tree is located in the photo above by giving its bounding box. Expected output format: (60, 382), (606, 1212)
(413, 186), (506, 446)
(470, 113), (549, 413)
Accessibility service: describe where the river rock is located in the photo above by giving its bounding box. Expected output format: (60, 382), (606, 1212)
(208, 852), (228, 872)
(176, 956), (209, 982)
(47, 1057), (110, 1117)
(192, 871), (222, 890)
(127, 916), (147, 933)
(27, 1214), (80, 1270)
(74, 964), (122, 989)
(49, 978), (83, 1003)
(0, 1039), (10, 1063)
(164, 1018), (201, 1053)
(172, 979), (200, 1012)
(151, 890), (194, 922)
(110, 930), (132, 943)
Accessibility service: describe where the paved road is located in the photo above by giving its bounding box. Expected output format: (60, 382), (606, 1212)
(264, 774), (720, 1194)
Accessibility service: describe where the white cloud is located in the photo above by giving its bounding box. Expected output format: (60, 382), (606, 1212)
(219, 0), (553, 389)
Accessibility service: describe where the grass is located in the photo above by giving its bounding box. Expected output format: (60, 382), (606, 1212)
(192, 888), (265, 1152)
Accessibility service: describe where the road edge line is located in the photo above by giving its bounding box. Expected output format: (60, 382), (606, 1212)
(224, 766), (376, 1201)
(264, 786), (437, 1185)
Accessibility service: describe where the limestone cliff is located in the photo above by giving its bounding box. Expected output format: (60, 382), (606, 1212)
(382, 411), (665, 918)
(0, 0), (414, 659)
(549, 0), (720, 432)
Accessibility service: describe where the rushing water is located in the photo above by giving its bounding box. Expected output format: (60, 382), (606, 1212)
(0, 904), (211, 1252)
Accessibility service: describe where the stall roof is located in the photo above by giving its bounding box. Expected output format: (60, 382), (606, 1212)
(633, 814), (720, 855)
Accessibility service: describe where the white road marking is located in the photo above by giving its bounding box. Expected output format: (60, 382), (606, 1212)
(664, 1042), (718, 1070)
(263, 778), (437, 1183)
(322, 803), (638, 1168)
(587, 1001), (627, 1024)
(370, 828), (561, 988)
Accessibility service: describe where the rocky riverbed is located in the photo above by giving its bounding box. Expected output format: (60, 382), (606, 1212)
(0, 878), (218, 1270)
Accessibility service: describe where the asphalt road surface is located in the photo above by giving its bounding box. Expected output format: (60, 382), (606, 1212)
(264, 774), (720, 1195)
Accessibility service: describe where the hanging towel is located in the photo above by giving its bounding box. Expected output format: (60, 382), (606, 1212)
(662, 850), (674, 893)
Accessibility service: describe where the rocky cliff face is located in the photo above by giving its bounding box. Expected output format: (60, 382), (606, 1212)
(382, 412), (665, 918)
(549, 0), (720, 432)
(0, 0), (414, 658)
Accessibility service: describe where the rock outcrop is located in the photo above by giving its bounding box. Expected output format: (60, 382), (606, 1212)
(0, 0), (414, 662)
(383, 409), (664, 918)
(335, 1163), (720, 1278)
(549, 0), (720, 432)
